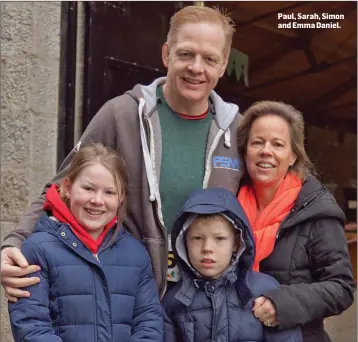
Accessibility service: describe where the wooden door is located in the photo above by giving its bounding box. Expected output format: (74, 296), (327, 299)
(82, 1), (184, 131)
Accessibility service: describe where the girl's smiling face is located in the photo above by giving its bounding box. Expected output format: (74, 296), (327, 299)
(64, 162), (120, 239)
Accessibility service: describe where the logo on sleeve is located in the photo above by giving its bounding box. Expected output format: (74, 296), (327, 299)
(213, 156), (240, 171)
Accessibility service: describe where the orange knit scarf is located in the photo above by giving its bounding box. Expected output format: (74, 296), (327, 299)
(238, 173), (302, 271)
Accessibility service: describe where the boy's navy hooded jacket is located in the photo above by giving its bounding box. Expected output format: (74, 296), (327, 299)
(8, 214), (163, 342)
(163, 188), (302, 342)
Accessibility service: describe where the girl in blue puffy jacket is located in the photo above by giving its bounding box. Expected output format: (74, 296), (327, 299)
(9, 143), (163, 342)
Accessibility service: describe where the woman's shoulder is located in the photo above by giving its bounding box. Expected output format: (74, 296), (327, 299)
(290, 175), (345, 227)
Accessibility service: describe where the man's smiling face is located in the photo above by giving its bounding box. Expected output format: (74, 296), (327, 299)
(162, 22), (227, 109)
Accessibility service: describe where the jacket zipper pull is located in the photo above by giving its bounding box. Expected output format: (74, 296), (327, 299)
(93, 253), (100, 263)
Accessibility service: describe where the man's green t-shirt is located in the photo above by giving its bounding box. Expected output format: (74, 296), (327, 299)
(156, 86), (212, 232)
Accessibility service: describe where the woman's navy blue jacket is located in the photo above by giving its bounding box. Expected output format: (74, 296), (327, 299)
(9, 214), (163, 342)
(163, 188), (302, 342)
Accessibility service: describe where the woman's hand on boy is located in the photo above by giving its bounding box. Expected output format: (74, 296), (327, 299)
(253, 296), (278, 327)
(0, 247), (41, 302)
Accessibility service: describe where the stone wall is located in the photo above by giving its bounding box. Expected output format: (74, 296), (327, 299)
(0, 2), (61, 341)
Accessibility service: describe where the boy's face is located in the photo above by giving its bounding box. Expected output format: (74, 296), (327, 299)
(186, 217), (237, 279)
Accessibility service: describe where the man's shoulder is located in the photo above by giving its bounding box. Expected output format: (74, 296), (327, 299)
(102, 92), (140, 118)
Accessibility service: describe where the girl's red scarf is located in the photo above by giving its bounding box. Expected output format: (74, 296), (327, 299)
(238, 173), (302, 271)
(43, 184), (117, 254)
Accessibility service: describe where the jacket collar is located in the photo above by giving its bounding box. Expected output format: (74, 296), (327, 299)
(174, 267), (253, 307)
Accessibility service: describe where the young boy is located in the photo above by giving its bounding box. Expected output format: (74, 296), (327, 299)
(163, 188), (302, 342)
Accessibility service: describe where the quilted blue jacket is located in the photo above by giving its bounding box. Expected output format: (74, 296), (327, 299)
(9, 214), (163, 342)
(163, 188), (302, 342)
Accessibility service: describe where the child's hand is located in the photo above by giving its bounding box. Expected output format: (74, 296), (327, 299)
(252, 296), (278, 328)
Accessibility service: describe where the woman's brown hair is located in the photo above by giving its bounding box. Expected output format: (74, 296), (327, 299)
(59, 143), (129, 223)
(237, 101), (317, 180)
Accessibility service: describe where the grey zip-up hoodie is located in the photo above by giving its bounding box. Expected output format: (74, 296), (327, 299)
(3, 77), (244, 297)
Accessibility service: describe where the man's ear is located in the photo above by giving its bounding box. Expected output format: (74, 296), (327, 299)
(162, 43), (170, 68)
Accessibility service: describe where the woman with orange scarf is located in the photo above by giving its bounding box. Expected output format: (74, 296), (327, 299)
(237, 101), (354, 342)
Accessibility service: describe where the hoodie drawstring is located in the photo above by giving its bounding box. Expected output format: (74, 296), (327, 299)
(224, 128), (231, 148)
(138, 98), (156, 201)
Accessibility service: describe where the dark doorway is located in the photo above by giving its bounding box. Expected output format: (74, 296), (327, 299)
(82, 1), (182, 131)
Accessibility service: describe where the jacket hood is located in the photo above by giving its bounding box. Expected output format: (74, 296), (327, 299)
(129, 77), (239, 130)
(171, 188), (255, 279)
(283, 174), (345, 229)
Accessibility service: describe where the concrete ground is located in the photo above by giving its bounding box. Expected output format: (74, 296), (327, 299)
(325, 290), (357, 342)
